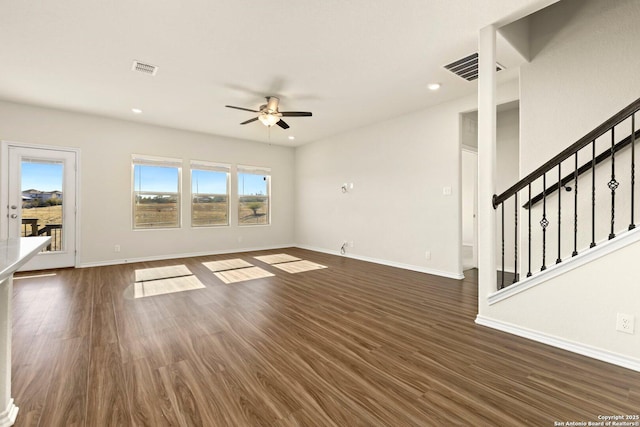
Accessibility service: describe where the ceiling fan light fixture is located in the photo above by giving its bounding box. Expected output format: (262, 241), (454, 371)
(258, 111), (280, 127)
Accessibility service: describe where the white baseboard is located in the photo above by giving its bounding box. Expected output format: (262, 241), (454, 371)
(475, 315), (640, 373)
(0, 399), (18, 427)
(78, 244), (296, 268)
(80, 243), (465, 280)
(296, 245), (464, 280)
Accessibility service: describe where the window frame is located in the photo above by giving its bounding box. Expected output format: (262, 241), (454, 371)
(237, 165), (271, 227)
(131, 154), (182, 230)
(190, 160), (230, 227)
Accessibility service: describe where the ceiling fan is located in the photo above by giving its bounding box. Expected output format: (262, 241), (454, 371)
(225, 96), (312, 129)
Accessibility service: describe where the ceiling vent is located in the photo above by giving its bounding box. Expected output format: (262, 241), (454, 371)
(131, 60), (158, 76)
(444, 52), (503, 82)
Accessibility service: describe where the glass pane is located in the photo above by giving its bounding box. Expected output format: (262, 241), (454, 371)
(238, 173), (269, 225)
(191, 169), (229, 226)
(133, 164), (180, 228)
(21, 159), (64, 252)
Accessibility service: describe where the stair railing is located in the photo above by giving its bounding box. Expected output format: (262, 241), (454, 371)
(492, 97), (640, 290)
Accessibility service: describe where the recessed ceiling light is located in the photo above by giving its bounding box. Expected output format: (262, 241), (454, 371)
(288, 136), (295, 140)
(131, 108), (143, 114)
(427, 83), (441, 91)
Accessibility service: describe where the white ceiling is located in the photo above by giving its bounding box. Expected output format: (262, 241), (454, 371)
(0, 0), (545, 146)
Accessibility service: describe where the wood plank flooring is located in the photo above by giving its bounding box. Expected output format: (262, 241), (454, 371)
(11, 248), (640, 426)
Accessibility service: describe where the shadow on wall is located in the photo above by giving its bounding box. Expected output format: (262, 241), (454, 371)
(528, 0), (587, 59)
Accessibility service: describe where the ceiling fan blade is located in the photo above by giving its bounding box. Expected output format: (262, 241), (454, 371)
(226, 105), (260, 113)
(280, 111), (312, 117)
(240, 117), (259, 125)
(276, 119), (290, 129)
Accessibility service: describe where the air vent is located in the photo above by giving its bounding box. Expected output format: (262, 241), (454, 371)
(131, 60), (158, 76)
(444, 53), (504, 82)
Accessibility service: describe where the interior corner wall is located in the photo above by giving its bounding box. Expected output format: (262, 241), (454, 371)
(0, 100), (296, 266)
(480, 0), (640, 368)
(520, 0), (640, 173)
(294, 80), (519, 279)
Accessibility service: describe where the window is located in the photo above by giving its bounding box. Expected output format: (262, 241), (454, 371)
(238, 165), (270, 225)
(132, 155), (181, 229)
(191, 161), (230, 227)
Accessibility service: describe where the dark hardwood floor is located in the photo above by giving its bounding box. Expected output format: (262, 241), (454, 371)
(11, 248), (640, 426)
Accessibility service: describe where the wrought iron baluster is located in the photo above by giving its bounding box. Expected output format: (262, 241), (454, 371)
(513, 194), (518, 283)
(573, 152), (578, 256)
(527, 183), (532, 277)
(591, 140), (596, 248)
(541, 173), (548, 271)
(501, 202), (505, 290)
(556, 163), (562, 264)
(631, 113), (636, 230)
(609, 128), (618, 240)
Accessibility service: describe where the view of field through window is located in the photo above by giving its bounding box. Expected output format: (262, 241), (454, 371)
(191, 166), (229, 226)
(238, 169), (270, 225)
(133, 162), (180, 229)
(20, 160), (64, 251)
(131, 159), (271, 229)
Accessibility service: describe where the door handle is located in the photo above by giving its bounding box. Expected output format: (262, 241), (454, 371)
(10, 205), (17, 209)
(10, 214), (18, 219)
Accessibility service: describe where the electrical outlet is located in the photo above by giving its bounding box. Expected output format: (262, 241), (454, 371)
(616, 313), (635, 334)
(114, 244), (120, 253)
(425, 251), (431, 260)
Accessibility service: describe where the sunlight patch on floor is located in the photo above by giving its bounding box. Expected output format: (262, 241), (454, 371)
(203, 258), (254, 272)
(214, 266), (274, 284)
(272, 260), (327, 274)
(134, 275), (205, 298)
(134, 264), (192, 282)
(253, 254), (301, 265)
(14, 273), (57, 280)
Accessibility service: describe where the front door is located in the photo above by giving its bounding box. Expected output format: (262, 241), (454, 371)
(2, 143), (78, 270)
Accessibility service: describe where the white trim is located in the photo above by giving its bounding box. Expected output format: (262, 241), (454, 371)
(78, 244), (296, 268)
(0, 399), (18, 427)
(475, 315), (640, 373)
(131, 154), (182, 167)
(488, 226), (640, 305)
(296, 245), (465, 280)
(190, 159), (231, 172)
(237, 164), (271, 175)
(0, 143), (10, 241)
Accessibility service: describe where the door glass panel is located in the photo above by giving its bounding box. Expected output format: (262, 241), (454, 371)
(21, 158), (64, 252)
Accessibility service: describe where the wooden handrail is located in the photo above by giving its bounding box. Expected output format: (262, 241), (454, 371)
(523, 129), (640, 209)
(493, 96), (640, 208)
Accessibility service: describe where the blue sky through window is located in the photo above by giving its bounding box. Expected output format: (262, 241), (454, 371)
(21, 162), (63, 191)
(134, 165), (178, 193)
(192, 170), (227, 195)
(238, 173), (268, 196)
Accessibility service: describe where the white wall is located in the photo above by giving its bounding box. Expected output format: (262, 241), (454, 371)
(479, 0), (640, 369)
(520, 0), (640, 171)
(0, 101), (296, 266)
(295, 80), (519, 279)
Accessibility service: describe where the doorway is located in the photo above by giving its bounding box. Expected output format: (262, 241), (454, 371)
(461, 148), (478, 269)
(1, 142), (78, 270)
(459, 101), (520, 273)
